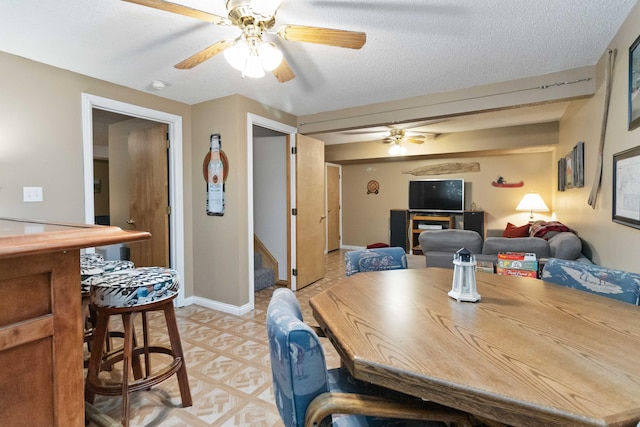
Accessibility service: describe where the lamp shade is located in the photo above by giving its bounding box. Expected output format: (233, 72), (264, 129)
(516, 193), (549, 219)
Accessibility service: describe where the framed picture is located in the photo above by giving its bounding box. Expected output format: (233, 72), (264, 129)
(574, 141), (585, 188)
(629, 34), (640, 131)
(613, 145), (640, 229)
(565, 152), (574, 189)
(558, 157), (566, 191)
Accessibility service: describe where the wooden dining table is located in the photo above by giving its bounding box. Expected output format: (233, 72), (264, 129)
(309, 267), (640, 427)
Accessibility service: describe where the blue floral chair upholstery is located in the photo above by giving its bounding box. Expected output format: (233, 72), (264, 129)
(541, 258), (640, 305)
(344, 247), (407, 277)
(267, 288), (472, 427)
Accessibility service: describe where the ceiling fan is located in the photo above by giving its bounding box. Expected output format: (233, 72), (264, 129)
(122, 0), (367, 82)
(382, 128), (435, 145)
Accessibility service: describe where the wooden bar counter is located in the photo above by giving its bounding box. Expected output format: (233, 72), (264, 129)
(0, 218), (150, 427)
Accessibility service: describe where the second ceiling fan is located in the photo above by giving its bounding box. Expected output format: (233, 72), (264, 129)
(123, 0), (367, 82)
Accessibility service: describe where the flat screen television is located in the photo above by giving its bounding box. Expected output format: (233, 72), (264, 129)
(408, 179), (464, 212)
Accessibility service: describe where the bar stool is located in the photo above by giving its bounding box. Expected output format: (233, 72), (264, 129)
(80, 258), (135, 358)
(84, 267), (192, 427)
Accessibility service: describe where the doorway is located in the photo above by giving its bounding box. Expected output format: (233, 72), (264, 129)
(247, 114), (296, 309)
(326, 163), (342, 252)
(81, 94), (186, 306)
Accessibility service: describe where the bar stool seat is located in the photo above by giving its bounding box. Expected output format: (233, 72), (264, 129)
(84, 267), (191, 427)
(80, 258), (135, 360)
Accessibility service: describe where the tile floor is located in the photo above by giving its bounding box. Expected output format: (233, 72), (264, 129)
(88, 250), (346, 426)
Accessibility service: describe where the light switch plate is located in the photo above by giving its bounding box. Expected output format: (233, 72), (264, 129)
(23, 187), (43, 202)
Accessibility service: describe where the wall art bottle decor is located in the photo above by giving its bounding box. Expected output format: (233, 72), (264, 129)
(205, 133), (226, 216)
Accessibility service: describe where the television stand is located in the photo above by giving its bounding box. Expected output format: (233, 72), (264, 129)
(410, 213), (455, 255)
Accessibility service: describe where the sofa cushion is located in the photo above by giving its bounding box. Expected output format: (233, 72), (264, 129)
(482, 236), (550, 259)
(418, 229), (483, 253)
(541, 258), (640, 305)
(548, 232), (582, 260)
(502, 222), (530, 238)
(424, 251), (456, 268)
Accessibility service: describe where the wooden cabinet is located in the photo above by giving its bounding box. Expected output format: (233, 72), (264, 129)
(410, 214), (455, 255)
(0, 218), (149, 427)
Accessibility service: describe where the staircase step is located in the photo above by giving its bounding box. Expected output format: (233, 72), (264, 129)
(255, 266), (275, 292)
(254, 252), (263, 268)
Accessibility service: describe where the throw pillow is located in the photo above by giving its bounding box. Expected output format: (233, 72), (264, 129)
(530, 220), (572, 240)
(502, 222), (530, 238)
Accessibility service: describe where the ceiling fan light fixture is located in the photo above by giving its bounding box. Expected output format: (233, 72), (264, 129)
(243, 52), (266, 78)
(259, 42), (283, 71)
(224, 41), (250, 71)
(388, 143), (407, 156)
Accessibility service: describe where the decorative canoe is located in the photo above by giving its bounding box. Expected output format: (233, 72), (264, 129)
(492, 177), (524, 187)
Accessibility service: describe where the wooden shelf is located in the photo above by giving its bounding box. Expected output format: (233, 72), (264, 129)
(409, 214), (455, 255)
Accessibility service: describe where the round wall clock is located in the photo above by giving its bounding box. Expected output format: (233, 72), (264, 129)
(367, 180), (379, 194)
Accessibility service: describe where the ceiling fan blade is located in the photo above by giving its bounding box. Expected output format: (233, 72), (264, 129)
(277, 25), (366, 49)
(174, 39), (235, 69)
(406, 138), (425, 144)
(272, 58), (296, 83)
(122, 0), (229, 25)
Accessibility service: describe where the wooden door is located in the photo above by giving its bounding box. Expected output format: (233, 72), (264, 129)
(326, 164), (340, 252)
(127, 124), (169, 267)
(295, 134), (326, 289)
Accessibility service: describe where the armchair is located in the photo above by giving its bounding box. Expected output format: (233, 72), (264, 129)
(267, 288), (473, 427)
(344, 247), (407, 276)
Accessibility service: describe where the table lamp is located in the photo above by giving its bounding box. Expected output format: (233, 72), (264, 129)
(516, 193), (549, 221)
(448, 248), (481, 302)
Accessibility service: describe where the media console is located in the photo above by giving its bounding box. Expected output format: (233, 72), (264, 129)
(389, 210), (485, 255)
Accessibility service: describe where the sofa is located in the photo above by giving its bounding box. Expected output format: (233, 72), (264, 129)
(419, 223), (589, 269)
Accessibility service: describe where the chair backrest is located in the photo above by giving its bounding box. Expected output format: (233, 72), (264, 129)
(418, 229), (483, 254)
(267, 288), (329, 427)
(344, 247), (407, 276)
(541, 258), (640, 305)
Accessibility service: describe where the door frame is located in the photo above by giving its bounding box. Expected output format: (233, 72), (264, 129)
(325, 162), (342, 253)
(81, 93), (186, 306)
(247, 114), (297, 309)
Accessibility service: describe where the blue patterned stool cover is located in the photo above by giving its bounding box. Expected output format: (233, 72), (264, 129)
(81, 260), (135, 294)
(81, 253), (104, 264)
(89, 267), (179, 308)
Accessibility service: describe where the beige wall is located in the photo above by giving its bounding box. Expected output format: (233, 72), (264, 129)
(190, 95), (296, 306)
(342, 151), (554, 247)
(554, 1), (640, 270)
(0, 51), (195, 297)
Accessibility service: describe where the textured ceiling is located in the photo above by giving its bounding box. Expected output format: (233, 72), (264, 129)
(0, 0), (635, 118)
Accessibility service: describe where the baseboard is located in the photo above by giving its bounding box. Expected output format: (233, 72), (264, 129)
(190, 296), (253, 316)
(341, 245), (366, 250)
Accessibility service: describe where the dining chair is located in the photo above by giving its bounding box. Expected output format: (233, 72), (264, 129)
(541, 258), (640, 305)
(344, 247), (407, 276)
(267, 288), (473, 427)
